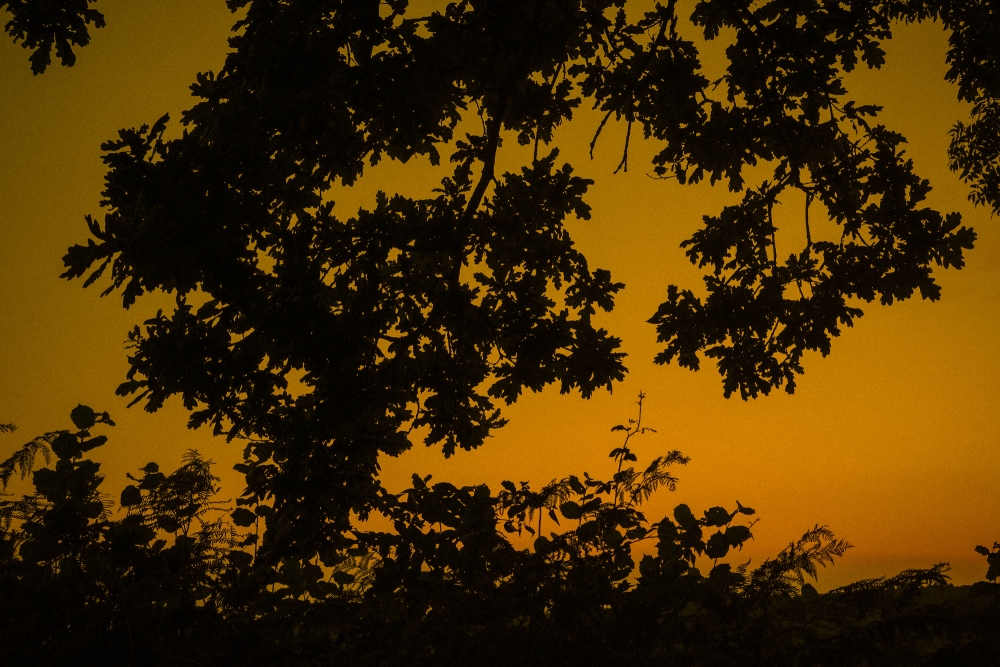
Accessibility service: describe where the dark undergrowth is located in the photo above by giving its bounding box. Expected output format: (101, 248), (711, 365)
(2, 403), (997, 667)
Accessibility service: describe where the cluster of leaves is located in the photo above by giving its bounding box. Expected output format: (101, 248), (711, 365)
(3, 405), (998, 666)
(927, 1), (1000, 217)
(976, 541), (1000, 583)
(646, 0), (981, 399)
(1, 0), (105, 74)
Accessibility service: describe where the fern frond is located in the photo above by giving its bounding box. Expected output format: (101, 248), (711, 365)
(524, 478), (574, 523)
(0, 432), (59, 491)
(98, 492), (114, 521)
(748, 525), (853, 597)
(0, 493), (47, 530)
(626, 451), (688, 506)
(334, 549), (379, 596)
(829, 576), (887, 595)
(885, 563), (951, 590)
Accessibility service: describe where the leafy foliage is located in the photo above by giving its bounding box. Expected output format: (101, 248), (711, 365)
(1, 0), (105, 74)
(0, 407), (245, 666)
(647, 0), (978, 399)
(4, 1), (998, 661)
(975, 542), (1000, 582)
(2, 404), (998, 665)
(56, 0), (998, 565)
(0, 432), (51, 492)
(937, 0), (1000, 215)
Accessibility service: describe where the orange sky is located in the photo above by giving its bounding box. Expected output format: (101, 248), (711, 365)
(1, 1), (997, 590)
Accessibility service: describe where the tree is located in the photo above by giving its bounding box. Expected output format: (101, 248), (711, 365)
(58, 0), (997, 562)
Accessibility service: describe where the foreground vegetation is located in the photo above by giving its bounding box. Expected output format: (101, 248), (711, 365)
(2, 403), (997, 666)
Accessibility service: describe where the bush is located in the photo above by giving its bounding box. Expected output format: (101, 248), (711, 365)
(1, 401), (997, 666)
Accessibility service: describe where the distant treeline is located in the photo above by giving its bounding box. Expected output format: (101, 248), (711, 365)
(2, 405), (997, 666)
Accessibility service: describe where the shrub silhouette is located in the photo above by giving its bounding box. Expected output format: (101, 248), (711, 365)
(2, 401), (997, 666)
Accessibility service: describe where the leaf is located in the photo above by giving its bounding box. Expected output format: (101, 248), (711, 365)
(706, 531), (730, 559)
(725, 525), (752, 548)
(604, 528), (624, 548)
(229, 550), (253, 568)
(657, 518), (679, 543)
(229, 507), (257, 528)
(0, 436), (51, 490)
(120, 485), (142, 507)
(703, 506), (730, 527)
(580, 498), (603, 514)
(79, 435), (108, 452)
(625, 526), (647, 540)
(577, 520), (600, 542)
(139, 471), (167, 490)
(50, 432), (82, 460)
(673, 504), (698, 530)
(707, 561), (729, 578)
(559, 500), (583, 520)
(70, 404), (97, 430)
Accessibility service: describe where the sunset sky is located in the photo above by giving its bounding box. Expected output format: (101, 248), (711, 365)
(1, 0), (997, 590)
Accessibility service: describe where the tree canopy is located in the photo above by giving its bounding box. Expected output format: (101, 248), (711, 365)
(38, 0), (999, 562)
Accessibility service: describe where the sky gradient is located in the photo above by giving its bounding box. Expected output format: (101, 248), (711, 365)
(1, 0), (997, 590)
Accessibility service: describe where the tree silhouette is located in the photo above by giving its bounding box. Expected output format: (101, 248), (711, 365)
(56, 1), (998, 565)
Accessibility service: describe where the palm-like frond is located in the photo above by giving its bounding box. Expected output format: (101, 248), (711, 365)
(830, 562), (951, 596)
(0, 493), (47, 530)
(523, 478), (574, 524)
(748, 525), (853, 597)
(625, 450), (689, 506)
(126, 449), (228, 536)
(0, 431), (60, 490)
(333, 549), (379, 597)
